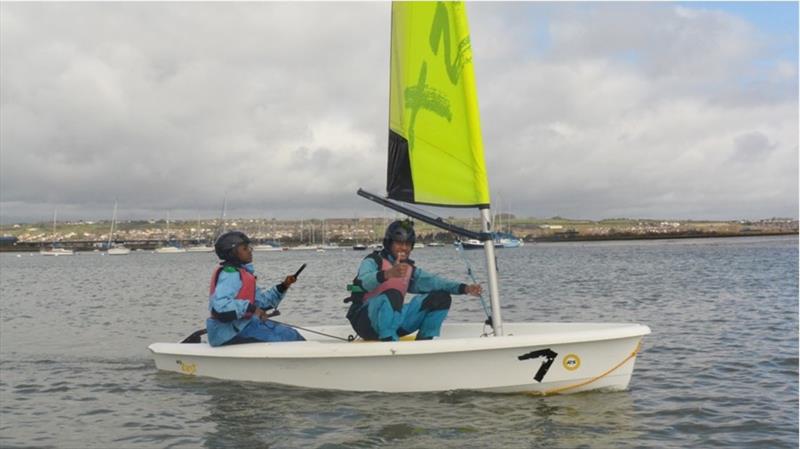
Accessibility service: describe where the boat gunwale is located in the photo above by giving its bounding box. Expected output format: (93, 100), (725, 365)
(149, 322), (651, 359)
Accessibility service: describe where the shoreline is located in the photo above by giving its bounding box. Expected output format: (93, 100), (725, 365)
(2, 231), (796, 252)
(530, 230), (798, 243)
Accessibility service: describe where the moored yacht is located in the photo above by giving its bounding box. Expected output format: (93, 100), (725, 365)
(155, 245), (187, 254)
(40, 246), (74, 256)
(41, 210), (74, 256)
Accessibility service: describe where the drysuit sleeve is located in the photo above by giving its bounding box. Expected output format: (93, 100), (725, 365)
(254, 284), (286, 311)
(355, 257), (384, 291)
(408, 267), (465, 295)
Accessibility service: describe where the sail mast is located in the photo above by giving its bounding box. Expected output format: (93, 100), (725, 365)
(480, 208), (503, 335)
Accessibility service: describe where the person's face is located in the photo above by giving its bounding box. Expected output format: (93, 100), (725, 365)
(390, 240), (412, 261)
(234, 243), (253, 264)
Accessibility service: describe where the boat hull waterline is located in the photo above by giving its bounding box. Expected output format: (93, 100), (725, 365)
(155, 247), (187, 254)
(186, 246), (214, 253)
(149, 322), (650, 394)
(40, 248), (74, 256)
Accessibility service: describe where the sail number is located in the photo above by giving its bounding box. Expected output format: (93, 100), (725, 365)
(518, 349), (558, 382)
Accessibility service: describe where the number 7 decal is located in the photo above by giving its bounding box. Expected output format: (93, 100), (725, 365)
(518, 349), (558, 382)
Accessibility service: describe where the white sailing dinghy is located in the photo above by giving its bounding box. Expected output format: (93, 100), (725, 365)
(149, 2), (650, 394)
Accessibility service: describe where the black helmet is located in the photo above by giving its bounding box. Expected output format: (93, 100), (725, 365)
(383, 220), (416, 249)
(214, 231), (251, 262)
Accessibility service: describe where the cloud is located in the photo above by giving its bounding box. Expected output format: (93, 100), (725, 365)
(0, 2), (796, 222)
(730, 131), (777, 163)
(470, 2), (798, 220)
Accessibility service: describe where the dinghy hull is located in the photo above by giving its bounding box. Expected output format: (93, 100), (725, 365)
(149, 322), (650, 394)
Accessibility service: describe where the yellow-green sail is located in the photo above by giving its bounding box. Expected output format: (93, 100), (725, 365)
(387, 1), (490, 208)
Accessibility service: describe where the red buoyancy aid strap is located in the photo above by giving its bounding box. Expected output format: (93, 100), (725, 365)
(362, 255), (413, 302)
(209, 266), (257, 319)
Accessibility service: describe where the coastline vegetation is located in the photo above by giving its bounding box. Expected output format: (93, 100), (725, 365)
(1, 216), (796, 250)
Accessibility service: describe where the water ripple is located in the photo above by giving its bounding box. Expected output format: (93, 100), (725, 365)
(0, 236), (797, 448)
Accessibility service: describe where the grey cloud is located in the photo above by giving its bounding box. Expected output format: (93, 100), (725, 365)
(730, 131), (776, 163)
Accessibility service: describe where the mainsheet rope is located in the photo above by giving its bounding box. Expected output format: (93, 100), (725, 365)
(454, 240), (493, 322)
(267, 319), (353, 342)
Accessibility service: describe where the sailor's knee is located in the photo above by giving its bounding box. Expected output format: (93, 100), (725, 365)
(422, 291), (452, 311)
(384, 289), (404, 311)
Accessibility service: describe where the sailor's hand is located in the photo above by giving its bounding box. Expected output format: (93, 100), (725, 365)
(465, 284), (482, 296)
(254, 307), (269, 321)
(385, 262), (411, 279)
(282, 275), (297, 287)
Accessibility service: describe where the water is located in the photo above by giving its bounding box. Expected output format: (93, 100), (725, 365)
(1, 236), (797, 448)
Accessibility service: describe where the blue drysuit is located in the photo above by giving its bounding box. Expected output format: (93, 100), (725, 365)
(206, 263), (304, 347)
(349, 251), (466, 341)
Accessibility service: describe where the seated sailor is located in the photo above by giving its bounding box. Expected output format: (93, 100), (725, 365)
(345, 220), (482, 341)
(207, 231), (305, 346)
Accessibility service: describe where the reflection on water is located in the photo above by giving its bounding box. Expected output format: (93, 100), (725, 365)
(184, 375), (640, 449)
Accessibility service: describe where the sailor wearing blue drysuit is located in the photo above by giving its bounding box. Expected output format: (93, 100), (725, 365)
(207, 231), (305, 347)
(345, 220), (483, 341)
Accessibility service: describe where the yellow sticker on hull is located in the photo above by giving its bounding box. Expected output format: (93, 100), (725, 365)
(562, 354), (581, 371)
(176, 359), (197, 375)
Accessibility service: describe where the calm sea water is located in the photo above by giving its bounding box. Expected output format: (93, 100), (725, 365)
(1, 236), (797, 448)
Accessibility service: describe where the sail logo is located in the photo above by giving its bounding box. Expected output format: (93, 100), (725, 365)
(428, 1), (472, 85)
(404, 1), (472, 147)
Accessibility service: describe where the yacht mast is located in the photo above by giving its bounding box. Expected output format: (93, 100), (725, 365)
(107, 200), (118, 248)
(52, 209), (57, 246)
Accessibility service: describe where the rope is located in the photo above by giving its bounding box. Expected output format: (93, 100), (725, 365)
(267, 319), (353, 342)
(528, 341), (642, 396)
(454, 241), (492, 320)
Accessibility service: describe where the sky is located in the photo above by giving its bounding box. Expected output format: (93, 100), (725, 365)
(1, 1), (797, 223)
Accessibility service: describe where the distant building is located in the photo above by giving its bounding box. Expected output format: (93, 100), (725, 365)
(0, 236), (18, 246)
